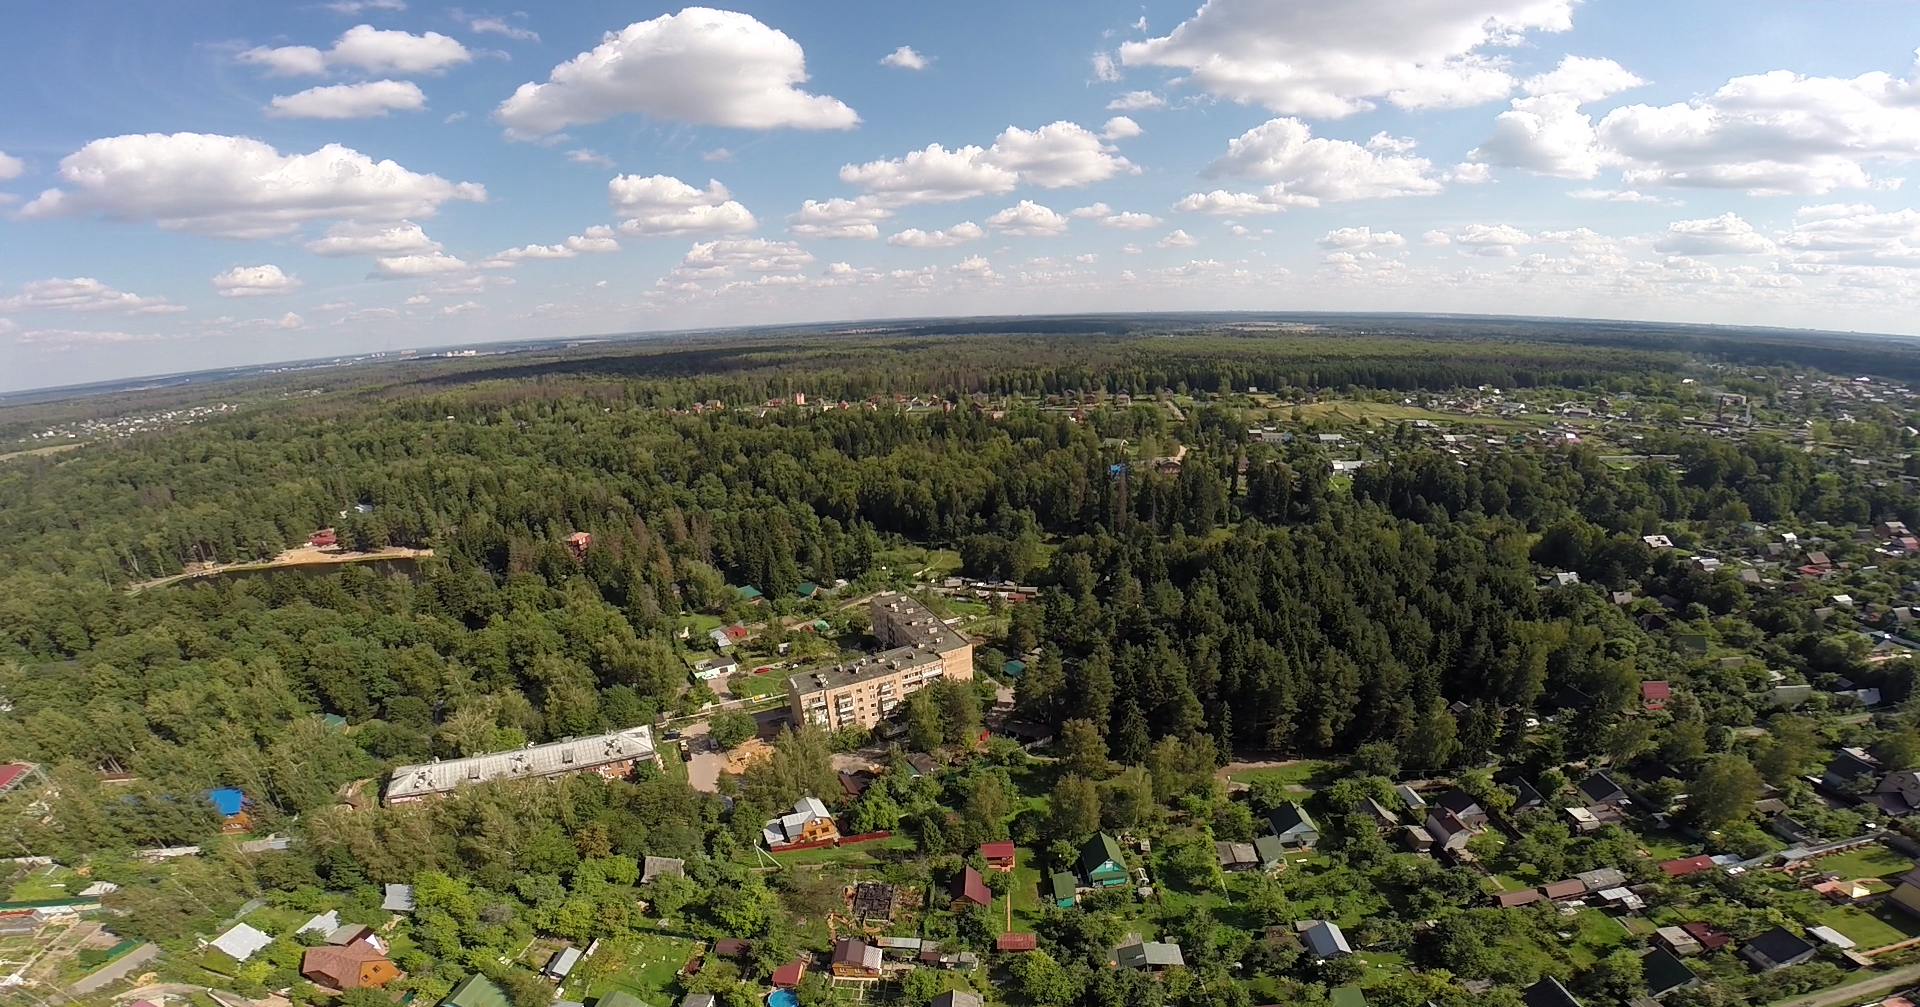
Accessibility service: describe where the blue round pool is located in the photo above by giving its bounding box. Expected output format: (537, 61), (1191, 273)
(768, 989), (800, 1007)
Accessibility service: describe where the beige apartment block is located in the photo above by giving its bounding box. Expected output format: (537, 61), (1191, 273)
(788, 593), (973, 730)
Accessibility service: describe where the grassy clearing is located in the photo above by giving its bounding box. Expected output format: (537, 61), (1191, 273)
(764, 835), (920, 869)
(1227, 761), (1331, 791)
(1815, 903), (1920, 950)
(6, 864), (78, 902)
(568, 932), (703, 1006)
(1625, 823), (1695, 862)
(1809, 843), (1915, 881)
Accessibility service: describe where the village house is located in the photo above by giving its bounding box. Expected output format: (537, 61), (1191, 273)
(830, 939), (883, 979)
(1267, 802), (1320, 849)
(981, 840), (1016, 871)
(763, 796), (840, 847)
(1738, 926), (1817, 971)
(301, 942), (401, 989)
(949, 867), (991, 910)
(1080, 832), (1130, 887)
(1115, 940), (1185, 971)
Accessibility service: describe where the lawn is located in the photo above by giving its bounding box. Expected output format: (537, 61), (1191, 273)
(1561, 907), (1636, 968)
(1810, 843), (1916, 881)
(1625, 823), (1695, 862)
(764, 835), (920, 869)
(1227, 760), (1332, 791)
(1814, 903), (1920, 951)
(6, 864), (78, 902)
(567, 933), (704, 1006)
(1008, 847), (1046, 931)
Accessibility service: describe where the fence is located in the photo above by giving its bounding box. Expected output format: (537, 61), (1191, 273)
(770, 830), (894, 854)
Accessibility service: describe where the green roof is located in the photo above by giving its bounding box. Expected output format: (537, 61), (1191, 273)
(1050, 871), (1077, 901)
(598, 992), (658, 1007)
(1003, 660), (1027, 677)
(796, 583), (818, 597)
(442, 975), (511, 1007)
(1079, 832), (1128, 881)
(1331, 987), (1367, 1007)
(737, 585), (764, 600)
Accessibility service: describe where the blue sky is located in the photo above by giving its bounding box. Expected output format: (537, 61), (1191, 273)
(5, 0), (1920, 391)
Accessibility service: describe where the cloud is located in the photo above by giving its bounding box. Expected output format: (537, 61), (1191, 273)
(660, 237), (814, 287)
(1069, 203), (1112, 218)
(1108, 91), (1165, 110)
(702, 148), (735, 162)
(953, 255), (995, 277)
(567, 149), (614, 167)
(565, 225), (621, 253)
(494, 9), (858, 137)
(1569, 188), (1669, 203)
(1653, 213), (1777, 255)
(462, 14), (537, 41)
(1102, 116), (1143, 140)
(1172, 187), (1319, 215)
(1469, 58), (1645, 178)
(887, 222), (986, 247)
(881, 46), (930, 70)
(1100, 211), (1163, 229)
(370, 252), (470, 277)
(306, 220), (441, 256)
(788, 197), (892, 239)
(240, 24), (470, 76)
(266, 80), (426, 118)
(0, 151), (22, 180)
(1204, 118), (1443, 200)
(326, 0), (405, 13)
(22, 134), (483, 238)
(840, 121), (1134, 206)
(483, 227), (622, 266)
(212, 264), (302, 296)
(608, 174), (756, 237)
(1453, 222), (1534, 256)
(1318, 226), (1405, 249)
(1120, 0), (1573, 117)
(1782, 207), (1920, 267)
(0, 277), (181, 314)
(986, 201), (1069, 237)
(1158, 229), (1201, 248)
(1092, 52), (1120, 83)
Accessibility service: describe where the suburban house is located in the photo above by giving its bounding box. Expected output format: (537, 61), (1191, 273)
(1050, 871), (1079, 907)
(385, 726), (659, 803)
(1432, 788), (1487, 826)
(1655, 926), (1701, 956)
(1268, 802), (1320, 849)
(1821, 748), (1880, 792)
(1542, 879), (1587, 901)
(1575, 772), (1629, 808)
(950, 867), (991, 909)
(1297, 920), (1352, 959)
(712, 938), (753, 959)
(1520, 976), (1583, 1007)
(1114, 940), (1185, 971)
(1351, 797), (1398, 829)
(763, 796), (840, 847)
(1495, 888), (1543, 908)
(301, 942), (400, 989)
(1681, 922), (1731, 952)
(830, 939), (883, 979)
(1080, 832), (1130, 887)
(1425, 808), (1473, 852)
(1659, 855), (1716, 878)
(1399, 826), (1434, 853)
(770, 958), (808, 987)
(981, 840), (1017, 871)
(1642, 948), (1698, 996)
(1738, 926), (1817, 971)
(441, 974), (511, 1007)
(1866, 769), (1920, 814)
(1886, 866), (1920, 917)
(208, 923), (273, 963)
(1641, 681), (1671, 711)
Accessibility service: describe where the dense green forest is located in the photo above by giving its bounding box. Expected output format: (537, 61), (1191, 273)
(4, 327), (1920, 1007)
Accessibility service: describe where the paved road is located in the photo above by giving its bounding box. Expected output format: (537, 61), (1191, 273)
(68, 943), (160, 995)
(1771, 965), (1920, 1007)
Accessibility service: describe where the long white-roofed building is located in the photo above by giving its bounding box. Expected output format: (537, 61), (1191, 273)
(384, 726), (658, 804)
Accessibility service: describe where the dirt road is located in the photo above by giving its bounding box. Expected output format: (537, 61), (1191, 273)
(1770, 966), (1920, 1007)
(130, 545), (433, 591)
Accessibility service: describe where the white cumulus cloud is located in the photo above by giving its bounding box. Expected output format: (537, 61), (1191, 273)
(1203, 118), (1444, 201)
(1101, 211), (1163, 229)
(22, 133), (483, 238)
(1454, 223), (1534, 256)
(266, 80), (426, 119)
(881, 46), (931, 70)
(0, 152), (23, 180)
(660, 237), (814, 288)
(0, 277), (181, 314)
(1158, 229), (1201, 248)
(370, 252), (469, 277)
(840, 121), (1134, 206)
(1102, 117), (1143, 140)
(495, 9), (859, 138)
(1318, 226), (1406, 249)
(1469, 57), (1645, 178)
(788, 198), (892, 239)
(887, 222), (986, 247)
(986, 201), (1069, 236)
(1119, 0), (1574, 117)
(608, 174), (757, 237)
(240, 24), (470, 76)
(1108, 91), (1166, 110)
(1653, 213), (1777, 255)
(212, 264), (302, 296)
(1172, 187), (1320, 215)
(462, 14), (537, 41)
(306, 220), (441, 256)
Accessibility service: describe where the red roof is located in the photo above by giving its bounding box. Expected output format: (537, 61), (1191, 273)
(771, 957), (808, 987)
(952, 867), (991, 906)
(1642, 681), (1672, 702)
(980, 841), (1016, 862)
(0, 764), (29, 791)
(997, 933), (1038, 951)
(1682, 921), (1730, 950)
(1660, 855), (1715, 877)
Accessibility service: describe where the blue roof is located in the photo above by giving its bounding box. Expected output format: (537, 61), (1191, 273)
(209, 788), (245, 815)
(1003, 660), (1027, 677)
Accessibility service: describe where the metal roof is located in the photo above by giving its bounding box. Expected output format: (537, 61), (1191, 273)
(210, 923), (274, 962)
(385, 726), (655, 801)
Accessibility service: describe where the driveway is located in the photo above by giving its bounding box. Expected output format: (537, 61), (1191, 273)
(681, 723), (724, 793)
(68, 944), (160, 995)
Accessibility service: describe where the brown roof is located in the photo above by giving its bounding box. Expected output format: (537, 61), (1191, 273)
(1541, 879), (1587, 899)
(997, 932), (1038, 951)
(1496, 888), (1543, 907)
(952, 867), (991, 906)
(713, 938), (752, 958)
(831, 939), (882, 970)
(981, 841), (1017, 861)
(771, 958), (808, 987)
(301, 943), (394, 988)
(1660, 855), (1716, 877)
(1681, 922), (1730, 950)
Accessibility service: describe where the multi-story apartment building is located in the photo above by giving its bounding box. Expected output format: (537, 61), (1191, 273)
(788, 593), (973, 730)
